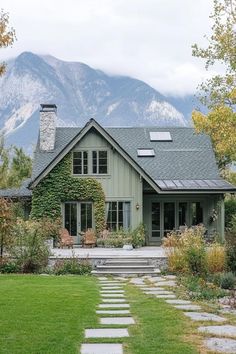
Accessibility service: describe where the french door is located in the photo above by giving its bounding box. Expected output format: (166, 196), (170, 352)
(63, 202), (93, 244)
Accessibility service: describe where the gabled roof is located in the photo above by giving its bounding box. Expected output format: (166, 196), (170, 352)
(30, 119), (236, 193)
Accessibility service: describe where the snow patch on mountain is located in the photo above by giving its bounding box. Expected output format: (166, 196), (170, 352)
(3, 103), (38, 135)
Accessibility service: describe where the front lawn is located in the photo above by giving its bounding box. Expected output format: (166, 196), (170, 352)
(124, 284), (200, 354)
(0, 275), (99, 354)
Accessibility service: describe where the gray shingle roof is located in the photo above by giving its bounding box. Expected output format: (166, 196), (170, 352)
(0, 179), (32, 198)
(30, 124), (235, 192)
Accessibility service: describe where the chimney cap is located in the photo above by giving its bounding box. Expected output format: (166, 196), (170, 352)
(40, 103), (57, 112)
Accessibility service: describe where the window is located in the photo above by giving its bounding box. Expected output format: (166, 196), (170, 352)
(73, 151), (88, 174)
(64, 202), (93, 237)
(151, 202), (161, 238)
(137, 149), (155, 157)
(164, 202), (175, 235)
(191, 202), (203, 225)
(106, 201), (131, 231)
(80, 203), (92, 232)
(149, 132), (172, 141)
(92, 150), (108, 174)
(178, 202), (187, 226)
(64, 202), (77, 236)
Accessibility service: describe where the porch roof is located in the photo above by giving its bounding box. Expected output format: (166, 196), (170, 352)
(155, 179), (235, 192)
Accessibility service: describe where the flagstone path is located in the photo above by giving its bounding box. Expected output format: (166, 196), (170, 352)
(81, 274), (236, 353)
(131, 275), (236, 354)
(80, 276), (134, 354)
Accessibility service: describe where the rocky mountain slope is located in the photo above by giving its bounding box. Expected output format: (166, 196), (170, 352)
(0, 52), (194, 152)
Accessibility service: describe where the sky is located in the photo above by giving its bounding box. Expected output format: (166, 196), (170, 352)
(1, 0), (216, 97)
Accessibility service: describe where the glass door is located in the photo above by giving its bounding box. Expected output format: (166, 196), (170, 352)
(164, 202), (175, 236)
(150, 202), (161, 242)
(64, 202), (93, 245)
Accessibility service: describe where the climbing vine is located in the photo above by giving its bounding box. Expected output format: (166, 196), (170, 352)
(31, 153), (106, 233)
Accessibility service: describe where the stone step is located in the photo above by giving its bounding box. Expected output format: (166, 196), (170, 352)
(85, 328), (129, 338)
(92, 269), (160, 276)
(97, 265), (155, 269)
(81, 343), (123, 354)
(105, 260), (149, 266)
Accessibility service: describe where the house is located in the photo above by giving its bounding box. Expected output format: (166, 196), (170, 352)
(1, 103), (235, 245)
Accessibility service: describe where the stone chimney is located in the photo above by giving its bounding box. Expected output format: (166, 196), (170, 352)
(39, 104), (57, 151)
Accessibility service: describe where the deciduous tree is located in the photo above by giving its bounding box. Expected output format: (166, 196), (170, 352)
(0, 9), (16, 76)
(192, 0), (236, 169)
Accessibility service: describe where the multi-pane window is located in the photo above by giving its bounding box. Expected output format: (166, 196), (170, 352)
(73, 151), (88, 174)
(106, 201), (131, 231)
(92, 151), (108, 174)
(191, 202), (203, 225)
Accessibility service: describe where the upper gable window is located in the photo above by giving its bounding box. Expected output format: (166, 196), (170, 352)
(150, 132), (172, 141)
(92, 150), (108, 174)
(73, 151), (88, 175)
(137, 149), (155, 157)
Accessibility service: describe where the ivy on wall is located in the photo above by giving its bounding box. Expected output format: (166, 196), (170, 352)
(31, 153), (106, 233)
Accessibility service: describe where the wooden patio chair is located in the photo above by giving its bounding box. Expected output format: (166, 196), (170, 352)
(82, 228), (96, 248)
(59, 228), (74, 249)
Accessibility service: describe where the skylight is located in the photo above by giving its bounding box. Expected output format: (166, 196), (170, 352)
(137, 149), (155, 157)
(150, 132), (172, 141)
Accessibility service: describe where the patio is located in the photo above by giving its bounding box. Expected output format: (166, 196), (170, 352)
(50, 246), (166, 259)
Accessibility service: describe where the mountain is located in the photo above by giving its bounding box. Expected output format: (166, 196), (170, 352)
(0, 52), (195, 152)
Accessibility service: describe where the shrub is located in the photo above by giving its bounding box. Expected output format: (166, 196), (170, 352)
(220, 272), (236, 289)
(225, 216), (236, 273)
(225, 197), (236, 228)
(131, 223), (146, 248)
(163, 226), (207, 276)
(186, 245), (206, 276)
(53, 258), (92, 275)
(206, 243), (226, 273)
(0, 258), (19, 273)
(181, 276), (226, 300)
(10, 218), (50, 273)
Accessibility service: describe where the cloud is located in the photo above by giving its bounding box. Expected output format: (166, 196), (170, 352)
(1, 0), (215, 96)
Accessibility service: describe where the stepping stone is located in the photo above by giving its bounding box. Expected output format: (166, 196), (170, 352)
(174, 304), (202, 311)
(96, 310), (130, 315)
(99, 304), (130, 308)
(204, 338), (236, 353)
(100, 282), (121, 286)
(164, 275), (177, 280)
(184, 312), (226, 322)
(115, 277), (128, 281)
(81, 343), (123, 354)
(100, 317), (135, 325)
(154, 281), (176, 287)
(101, 290), (125, 294)
(85, 328), (129, 338)
(102, 298), (126, 303)
(144, 290), (173, 295)
(198, 325), (236, 337)
(166, 299), (192, 305)
(101, 286), (122, 290)
(102, 294), (125, 298)
(156, 294), (176, 299)
(149, 276), (165, 282)
(142, 287), (165, 291)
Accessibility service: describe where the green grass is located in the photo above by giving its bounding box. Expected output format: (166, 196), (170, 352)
(0, 275), (99, 354)
(124, 284), (200, 354)
(0, 275), (204, 354)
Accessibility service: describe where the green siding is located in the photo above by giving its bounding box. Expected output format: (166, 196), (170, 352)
(73, 131), (143, 229)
